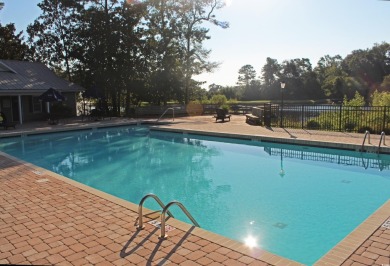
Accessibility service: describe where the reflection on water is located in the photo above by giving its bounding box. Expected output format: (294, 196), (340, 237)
(0, 126), (389, 265)
(266, 146), (390, 173)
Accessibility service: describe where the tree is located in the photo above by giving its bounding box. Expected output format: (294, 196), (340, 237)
(261, 57), (280, 87)
(343, 91), (365, 107)
(0, 23), (30, 60)
(144, 0), (228, 104)
(314, 55), (346, 99)
(380, 75), (390, 91)
(179, 0), (229, 103)
(27, 0), (86, 80)
(0, 2), (30, 60)
(342, 43), (390, 101)
(237, 64), (256, 87)
(371, 90), (390, 106)
(280, 58), (312, 99)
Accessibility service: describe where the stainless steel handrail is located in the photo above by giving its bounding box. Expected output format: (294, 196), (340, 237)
(157, 108), (175, 122)
(159, 201), (200, 239)
(378, 131), (386, 153)
(137, 194), (174, 230)
(361, 130), (370, 151)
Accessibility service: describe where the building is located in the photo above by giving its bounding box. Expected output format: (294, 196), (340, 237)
(0, 60), (84, 124)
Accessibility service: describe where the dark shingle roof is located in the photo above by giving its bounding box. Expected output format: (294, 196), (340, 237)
(0, 60), (84, 94)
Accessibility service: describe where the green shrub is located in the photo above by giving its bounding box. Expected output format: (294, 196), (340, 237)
(382, 128), (390, 134)
(358, 126), (373, 133)
(321, 121), (334, 130)
(210, 94), (227, 106)
(220, 104), (230, 112)
(344, 122), (356, 132)
(307, 120), (320, 129)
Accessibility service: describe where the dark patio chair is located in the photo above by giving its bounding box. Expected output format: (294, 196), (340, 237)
(0, 112), (17, 130)
(214, 108), (231, 122)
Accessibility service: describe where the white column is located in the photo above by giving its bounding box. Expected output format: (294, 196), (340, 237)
(18, 95), (23, 124)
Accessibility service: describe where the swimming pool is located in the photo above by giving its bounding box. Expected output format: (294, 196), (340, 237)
(0, 126), (389, 265)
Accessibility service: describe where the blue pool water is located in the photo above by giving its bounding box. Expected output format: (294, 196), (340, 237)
(1, 126), (389, 265)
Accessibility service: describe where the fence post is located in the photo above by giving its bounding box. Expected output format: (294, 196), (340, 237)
(383, 106), (387, 132)
(301, 105), (304, 129)
(339, 105), (342, 132)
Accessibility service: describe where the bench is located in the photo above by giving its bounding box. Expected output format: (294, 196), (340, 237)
(246, 114), (262, 125)
(245, 107), (263, 125)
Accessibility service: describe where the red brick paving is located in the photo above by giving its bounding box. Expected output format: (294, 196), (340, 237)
(341, 226), (390, 266)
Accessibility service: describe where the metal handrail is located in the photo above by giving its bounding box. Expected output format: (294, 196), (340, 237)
(361, 130), (370, 151)
(378, 131), (386, 153)
(157, 108), (175, 122)
(159, 201), (200, 239)
(137, 194), (174, 230)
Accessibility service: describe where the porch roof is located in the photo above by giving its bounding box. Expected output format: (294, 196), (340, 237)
(0, 60), (84, 95)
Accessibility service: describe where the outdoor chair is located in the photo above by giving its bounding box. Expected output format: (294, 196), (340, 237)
(0, 112), (17, 130)
(214, 108), (231, 122)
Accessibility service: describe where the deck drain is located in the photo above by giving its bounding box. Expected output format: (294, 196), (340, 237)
(36, 178), (49, 183)
(382, 219), (390, 229)
(32, 170), (43, 176)
(273, 222), (288, 229)
(147, 220), (176, 232)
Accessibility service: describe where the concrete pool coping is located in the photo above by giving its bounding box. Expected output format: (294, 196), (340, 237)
(1, 115), (389, 265)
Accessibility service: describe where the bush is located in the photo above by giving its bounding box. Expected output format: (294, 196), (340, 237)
(358, 126), (373, 133)
(382, 128), (390, 135)
(220, 104), (230, 113)
(307, 120), (320, 129)
(210, 94), (227, 106)
(321, 121), (334, 130)
(344, 122), (356, 132)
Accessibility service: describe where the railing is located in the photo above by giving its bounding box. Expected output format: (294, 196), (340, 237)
(159, 201), (200, 239)
(157, 108), (176, 122)
(265, 104), (389, 133)
(378, 131), (386, 153)
(137, 194), (174, 230)
(361, 130), (371, 152)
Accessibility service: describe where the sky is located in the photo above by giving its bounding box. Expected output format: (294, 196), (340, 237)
(1, 0), (390, 89)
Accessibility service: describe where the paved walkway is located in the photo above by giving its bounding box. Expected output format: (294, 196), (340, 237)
(1, 115), (389, 266)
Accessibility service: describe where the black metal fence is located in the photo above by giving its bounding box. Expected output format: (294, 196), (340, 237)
(263, 104), (390, 134)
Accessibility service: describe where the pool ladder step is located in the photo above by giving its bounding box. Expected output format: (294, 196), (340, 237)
(361, 131), (386, 153)
(378, 131), (386, 153)
(137, 193), (200, 239)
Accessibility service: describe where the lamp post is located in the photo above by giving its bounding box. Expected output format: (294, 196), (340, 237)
(280, 81), (286, 127)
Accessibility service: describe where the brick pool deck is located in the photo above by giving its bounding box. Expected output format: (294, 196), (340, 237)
(0, 115), (389, 265)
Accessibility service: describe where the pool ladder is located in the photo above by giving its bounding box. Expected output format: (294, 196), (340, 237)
(361, 130), (371, 152)
(361, 130), (387, 153)
(157, 108), (176, 122)
(377, 131), (386, 153)
(137, 193), (200, 239)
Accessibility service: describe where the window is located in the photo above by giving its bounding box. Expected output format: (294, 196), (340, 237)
(31, 97), (42, 113)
